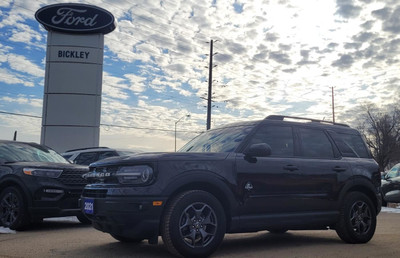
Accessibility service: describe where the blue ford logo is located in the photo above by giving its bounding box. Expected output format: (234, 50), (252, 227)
(35, 3), (116, 34)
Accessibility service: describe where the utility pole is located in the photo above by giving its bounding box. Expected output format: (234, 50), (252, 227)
(206, 40), (214, 130)
(332, 86), (335, 123)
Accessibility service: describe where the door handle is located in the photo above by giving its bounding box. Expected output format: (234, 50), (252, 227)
(333, 166), (346, 172)
(283, 165), (299, 171)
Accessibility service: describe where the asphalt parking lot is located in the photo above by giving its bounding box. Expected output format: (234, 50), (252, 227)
(1, 207), (400, 258)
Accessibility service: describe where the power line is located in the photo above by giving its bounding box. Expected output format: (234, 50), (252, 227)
(0, 110), (41, 119)
(0, 110), (202, 134)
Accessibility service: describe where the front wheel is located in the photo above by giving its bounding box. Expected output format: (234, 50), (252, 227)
(0, 186), (30, 230)
(161, 190), (226, 258)
(335, 192), (376, 244)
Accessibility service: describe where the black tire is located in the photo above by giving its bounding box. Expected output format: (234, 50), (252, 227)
(0, 186), (30, 230)
(110, 233), (144, 243)
(161, 190), (226, 258)
(335, 192), (376, 244)
(76, 213), (92, 224)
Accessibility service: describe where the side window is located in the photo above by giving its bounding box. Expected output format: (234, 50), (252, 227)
(336, 133), (370, 158)
(62, 154), (72, 160)
(98, 151), (118, 160)
(247, 126), (294, 157)
(75, 152), (98, 165)
(299, 128), (334, 158)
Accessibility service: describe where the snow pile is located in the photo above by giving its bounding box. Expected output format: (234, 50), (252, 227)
(0, 226), (16, 234)
(382, 206), (400, 213)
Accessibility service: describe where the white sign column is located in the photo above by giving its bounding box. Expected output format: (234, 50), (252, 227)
(36, 3), (115, 153)
(41, 32), (104, 152)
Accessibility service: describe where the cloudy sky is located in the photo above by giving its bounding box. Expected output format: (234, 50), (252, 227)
(0, 0), (399, 152)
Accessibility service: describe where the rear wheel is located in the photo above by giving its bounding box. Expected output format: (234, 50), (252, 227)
(162, 190), (226, 258)
(0, 186), (30, 230)
(335, 192), (376, 243)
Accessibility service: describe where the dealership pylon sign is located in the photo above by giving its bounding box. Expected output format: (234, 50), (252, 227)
(36, 3), (116, 152)
(35, 3), (115, 34)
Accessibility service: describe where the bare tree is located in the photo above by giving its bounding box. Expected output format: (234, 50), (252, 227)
(357, 104), (400, 172)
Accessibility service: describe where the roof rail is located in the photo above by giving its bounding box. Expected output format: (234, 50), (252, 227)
(64, 146), (111, 152)
(265, 115), (349, 127)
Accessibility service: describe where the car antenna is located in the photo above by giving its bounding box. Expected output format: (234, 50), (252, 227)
(13, 130), (17, 141)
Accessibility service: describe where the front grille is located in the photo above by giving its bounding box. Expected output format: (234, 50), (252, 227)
(82, 188), (108, 198)
(58, 168), (89, 186)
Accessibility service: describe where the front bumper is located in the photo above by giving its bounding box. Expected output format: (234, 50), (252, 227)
(80, 195), (167, 241)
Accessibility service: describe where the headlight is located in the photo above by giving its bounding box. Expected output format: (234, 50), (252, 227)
(23, 168), (63, 178)
(116, 165), (153, 185)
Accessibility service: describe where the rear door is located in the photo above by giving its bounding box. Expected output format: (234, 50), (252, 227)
(294, 127), (349, 211)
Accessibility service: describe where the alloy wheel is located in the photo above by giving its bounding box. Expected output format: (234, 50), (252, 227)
(178, 202), (217, 248)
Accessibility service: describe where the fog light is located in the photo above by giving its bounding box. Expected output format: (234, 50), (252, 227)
(43, 189), (64, 194)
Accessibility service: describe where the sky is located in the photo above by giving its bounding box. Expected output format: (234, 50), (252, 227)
(0, 0), (399, 152)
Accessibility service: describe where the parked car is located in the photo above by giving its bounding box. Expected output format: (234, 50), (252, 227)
(61, 147), (139, 165)
(0, 140), (89, 230)
(80, 115), (381, 257)
(384, 190), (400, 203)
(381, 163), (400, 205)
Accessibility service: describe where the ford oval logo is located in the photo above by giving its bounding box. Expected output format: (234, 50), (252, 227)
(35, 3), (116, 34)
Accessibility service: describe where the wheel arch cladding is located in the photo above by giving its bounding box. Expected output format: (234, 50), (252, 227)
(340, 177), (380, 213)
(163, 172), (237, 231)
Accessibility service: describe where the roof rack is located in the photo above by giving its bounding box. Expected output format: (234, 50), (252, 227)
(64, 146), (111, 152)
(265, 115), (349, 127)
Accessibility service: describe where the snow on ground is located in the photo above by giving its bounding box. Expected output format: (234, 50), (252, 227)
(1, 207), (400, 234)
(0, 226), (16, 234)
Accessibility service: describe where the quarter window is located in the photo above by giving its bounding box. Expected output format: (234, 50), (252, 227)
(336, 133), (369, 158)
(299, 128), (334, 158)
(247, 126), (294, 157)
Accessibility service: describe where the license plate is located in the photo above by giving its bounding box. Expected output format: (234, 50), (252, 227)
(83, 198), (94, 214)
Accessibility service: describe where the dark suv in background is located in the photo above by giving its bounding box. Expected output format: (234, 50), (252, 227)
(81, 115), (381, 257)
(61, 147), (139, 165)
(0, 140), (89, 230)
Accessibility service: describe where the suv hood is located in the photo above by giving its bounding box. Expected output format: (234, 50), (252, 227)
(91, 152), (231, 167)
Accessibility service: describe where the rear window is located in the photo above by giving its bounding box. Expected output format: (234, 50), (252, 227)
(332, 132), (370, 158)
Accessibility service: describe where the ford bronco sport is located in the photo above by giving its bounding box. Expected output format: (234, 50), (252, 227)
(81, 115), (381, 257)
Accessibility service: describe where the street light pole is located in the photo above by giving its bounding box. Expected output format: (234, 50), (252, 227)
(175, 114), (190, 152)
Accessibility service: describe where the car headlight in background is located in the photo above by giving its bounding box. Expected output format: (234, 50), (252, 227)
(23, 168), (63, 178)
(116, 165), (154, 185)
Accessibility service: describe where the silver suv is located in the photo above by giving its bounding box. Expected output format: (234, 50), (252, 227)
(62, 147), (136, 165)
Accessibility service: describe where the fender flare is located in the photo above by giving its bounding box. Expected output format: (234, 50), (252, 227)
(162, 170), (238, 217)
(0, 175), (33, 207)
(338, 176), (379, 208)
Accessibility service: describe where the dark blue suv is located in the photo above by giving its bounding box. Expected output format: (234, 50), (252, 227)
(0, 140), (89, 230)
(81, 116), (382, 257)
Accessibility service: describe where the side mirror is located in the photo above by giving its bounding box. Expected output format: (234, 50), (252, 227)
(244, 143), (272, 157)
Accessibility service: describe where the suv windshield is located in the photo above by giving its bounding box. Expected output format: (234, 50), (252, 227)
(0, 142), (68, 164)
(179, 124), (255, 153)
(385, 163), (400, 179)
